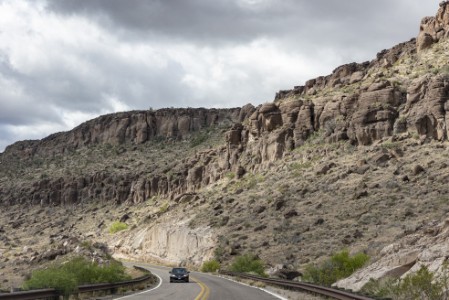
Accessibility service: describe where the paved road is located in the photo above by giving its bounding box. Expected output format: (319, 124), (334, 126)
(120, 262), (281, 300)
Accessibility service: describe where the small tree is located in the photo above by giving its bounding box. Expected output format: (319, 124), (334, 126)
(23, 269), (78, 299)
(303, 249), (369, 286)
(230, 253), (266, 277)
(23, 256), (131, 299)
(201, 259), (221, 273)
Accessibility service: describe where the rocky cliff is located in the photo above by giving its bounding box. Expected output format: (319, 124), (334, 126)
(2, 107), (249, 159)
(0, 106), (255, 206)
(3, 2), (449, 208)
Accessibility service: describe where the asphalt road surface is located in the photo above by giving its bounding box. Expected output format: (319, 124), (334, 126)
(119, 262), (282, 300)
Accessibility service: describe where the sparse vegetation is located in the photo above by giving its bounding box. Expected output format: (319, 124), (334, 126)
(190, 131), (210, 147)
(229, 253), (266, 277)
(303, 250), (369, 286)
(362, 265), (448, 300)
(232, 173), (265, 190)
(225, 172), (235, 180)
(201, 259), (221, 272)
(159, 202), (169, 214)
(289, 161), (313, 174)
(109, 221), (128, 234)
(23, 256), (131, 298)
(381, 141), (401, 149)
(213, 246), (226, 262)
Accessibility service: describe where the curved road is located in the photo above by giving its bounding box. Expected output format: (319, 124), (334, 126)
(120, 262), (282, 300)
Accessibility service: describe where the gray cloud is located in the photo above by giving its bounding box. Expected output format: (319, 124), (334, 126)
(43, 0), (434, 48)
(0, 0), (441, 152)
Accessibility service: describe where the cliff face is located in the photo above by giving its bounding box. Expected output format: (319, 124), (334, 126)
(112, 218), (215, 266)
(2, 2), (449, 209)
(0, 106), (256, 206)
(220, 2), (449, 173)
(2, 107), (250, 159)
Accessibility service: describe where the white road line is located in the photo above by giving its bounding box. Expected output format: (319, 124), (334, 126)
(216, 275), (289, 300)
(115, 273), (163, 300)
(260, 288), (290, 300)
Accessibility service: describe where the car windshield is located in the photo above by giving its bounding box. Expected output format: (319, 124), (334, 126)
(172, 268), (187, 274)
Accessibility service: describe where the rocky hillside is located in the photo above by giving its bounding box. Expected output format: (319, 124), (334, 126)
(1, 1), (449, 291)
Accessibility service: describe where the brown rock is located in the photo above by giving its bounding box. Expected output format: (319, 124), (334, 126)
(413, 165), (425, 175)
(316, 163), (336, 175)
(284, 210), (298, 219)
(417, 33), (434, 52)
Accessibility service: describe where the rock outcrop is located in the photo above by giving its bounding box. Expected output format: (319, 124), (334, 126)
(335, 218), (449, 291)
(417, 1), (449, 52)
(2, 107), (252, 160)
(112, 218), (215, 266)
(406, 74), (449, 140)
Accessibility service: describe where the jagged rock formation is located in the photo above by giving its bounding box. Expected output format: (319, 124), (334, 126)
(2, 107), (249, 159)
(417, 1), (449, 52)
(0, 107), (255, 206)
(2, 2), (449, 208)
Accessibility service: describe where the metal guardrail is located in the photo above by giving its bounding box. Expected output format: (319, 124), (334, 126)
(0, 266), (155, 300)
(221, 271), (376, 300)
(0, 288), (58, 300)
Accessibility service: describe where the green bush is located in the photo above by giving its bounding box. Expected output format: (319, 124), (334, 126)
(190, 131), (209, 147)
(159, 202), (169, 214)
(109, 221), (128, 234)
(201, 259), (221, 273)
(213, 246), (226, 262)
(23, 257), (131, 298)
(225, 172), (235, 180)
(362, 266), (447, 300)
(303, 250), (369, 286)
(24, 269), (77, 298)
(230, 253), (266, 277)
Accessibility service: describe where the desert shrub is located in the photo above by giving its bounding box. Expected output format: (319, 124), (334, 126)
(234, 174), (265, 190)
(109, 221), (128, 234)
(362, 276), (398, 298)
(362, 266), (448, 300)
(225, 172), (235, 180)
(213, 246), (226, 262)
(23, 257), (131, 298)
(24, 268), (77, 298)
(394, 266), (442, 300)
(230, 253), (266, 277)
(80, 240), (93, 250)
(381, 141), (401, 149)
(201, 259), (221, 272)
(159, 202), (169, 214)
(190, 131), (209, 147)
(303, 249), (369, 286)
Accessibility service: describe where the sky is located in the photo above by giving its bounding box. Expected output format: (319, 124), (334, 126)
(0, 0), (440, 152)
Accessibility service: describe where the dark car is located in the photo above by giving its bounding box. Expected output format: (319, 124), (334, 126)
(169, 267), (190, 283)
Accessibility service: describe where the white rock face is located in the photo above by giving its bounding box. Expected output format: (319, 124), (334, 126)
(335, 218), (449, 291)
(111, 217), (215, 266)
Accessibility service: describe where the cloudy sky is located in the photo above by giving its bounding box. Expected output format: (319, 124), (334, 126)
(0, 0), (439, 152)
